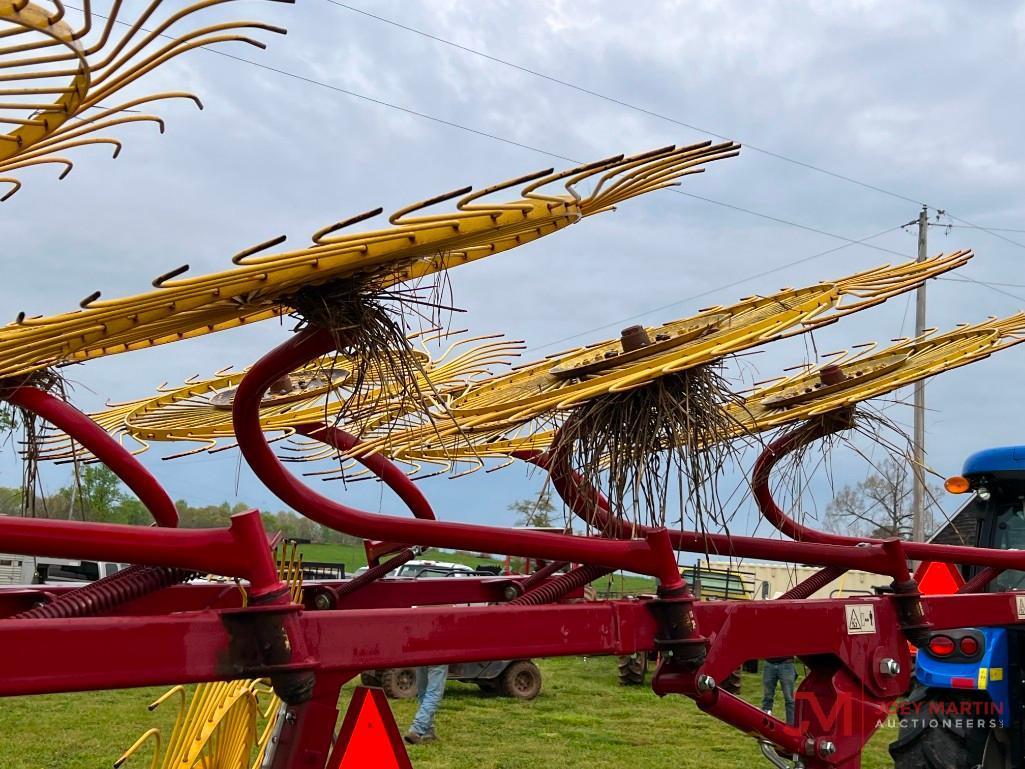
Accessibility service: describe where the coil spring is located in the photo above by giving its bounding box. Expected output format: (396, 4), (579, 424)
(777, 566), (847, 601)
(511, 563), (611, 606)
(333, 548), (416, 600)
(12, 564), (196, 620)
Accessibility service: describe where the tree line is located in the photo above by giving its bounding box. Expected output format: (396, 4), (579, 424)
(0, 465), (360, 545)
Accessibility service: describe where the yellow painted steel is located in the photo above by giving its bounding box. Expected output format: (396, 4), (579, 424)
(115, 545), (303, 769)
(0, 0), (287, 199)
(347, 312), (1025, 476)
(339, 252), (971, 463)
(0, 142), (737, 378)
(36, 332), (524, 463)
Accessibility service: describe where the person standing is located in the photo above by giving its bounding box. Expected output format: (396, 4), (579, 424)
(761, 656), (797, 725)
(405, 664), (448, 744)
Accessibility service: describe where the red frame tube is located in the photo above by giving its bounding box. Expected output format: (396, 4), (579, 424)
(519, 423), (1025, 575)
(752, 421), (1025, 569)
(296, 423), (435, 564)
(518, 449), (901, 575)
(4, 385), (178, 527)
(0, 511), (281, 596)
(231, 328), (685, 589)
(1, 590), (1019, 698)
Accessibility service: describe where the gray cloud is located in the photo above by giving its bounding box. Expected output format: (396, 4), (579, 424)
(2, 0), (1023, 540)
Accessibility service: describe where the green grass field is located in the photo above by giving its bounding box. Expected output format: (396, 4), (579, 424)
(0, 657), (895, 769)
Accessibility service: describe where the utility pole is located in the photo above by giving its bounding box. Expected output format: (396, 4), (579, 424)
(911, 205), (928, 543)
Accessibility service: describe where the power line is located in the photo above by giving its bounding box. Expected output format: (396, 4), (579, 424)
(945, 224), (1025, 234)
(937, 276), (1025, 303)
(327, 1), (927, 206)
(64, 3), (913, 262)
(327, 1), (1025, 257)
(531, 226), (904, 352)
(64, 4), (1018, 314)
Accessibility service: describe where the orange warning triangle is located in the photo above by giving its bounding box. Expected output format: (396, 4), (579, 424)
(914, 560), (965, 596)
(328, 686), (414, 769)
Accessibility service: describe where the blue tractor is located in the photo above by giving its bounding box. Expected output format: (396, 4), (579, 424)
(891, 446), (1025, 769)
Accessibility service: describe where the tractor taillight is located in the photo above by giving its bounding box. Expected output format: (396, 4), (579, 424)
(959, 636), (980, 656)
(928, 636), (955, 657)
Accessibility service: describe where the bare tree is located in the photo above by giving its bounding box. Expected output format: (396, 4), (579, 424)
(826, 457), (939, 540)
(508, 491), (558, 529)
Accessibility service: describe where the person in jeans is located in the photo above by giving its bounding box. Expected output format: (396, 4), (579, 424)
(761, 656), (797, 725)
(405, 665), (448, 744)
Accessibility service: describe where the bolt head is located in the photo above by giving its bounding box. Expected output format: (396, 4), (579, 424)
(696, 674), (716, 693)
(818, 740), (836, 757)
(503, 585), (519, 601)
(313, 593), (332, 610)
(879, 658), (901, 676)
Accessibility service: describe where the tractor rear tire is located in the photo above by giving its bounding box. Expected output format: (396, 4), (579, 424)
(380, 668), (418, 700)
(360, 671), (382, 688)
(499, 660), (542, 700)
(617, 654), (648, 686)
(889, 689), (995, 769)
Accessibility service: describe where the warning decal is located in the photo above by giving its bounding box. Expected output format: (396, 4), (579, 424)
(845, 604), (876, 635)
(1015, 594), (1025, 620)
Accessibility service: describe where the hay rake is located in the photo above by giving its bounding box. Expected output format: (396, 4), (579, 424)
(2, 72), (1025, 769)
(0, 0), (290, 199)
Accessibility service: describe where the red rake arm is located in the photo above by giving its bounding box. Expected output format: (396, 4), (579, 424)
(231, 328), (687, 590)
(295, 422), (436, 565)
(5, 385), (179, 527)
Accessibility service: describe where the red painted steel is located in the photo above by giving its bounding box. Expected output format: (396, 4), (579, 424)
(518, 449), (902, 574)
(0, 601), (660, 696)
(1, 592), (1020, 697)
(752, 419), (1025, 570)
(0, 576), (541, 618)
(269, 673), (355, 769)
(231, 328), (686, 590)
(0, 510), (282, 593)
(296, 423), (435, 565)
(3, 385), (178, 527)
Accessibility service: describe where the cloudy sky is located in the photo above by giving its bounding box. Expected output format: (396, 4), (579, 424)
(3, 0), (1025, 549)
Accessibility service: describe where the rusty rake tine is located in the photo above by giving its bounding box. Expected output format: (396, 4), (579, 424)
(521, 153), (625, 202)
(389, 186), (473, 225)
(311, 208), (384, 245)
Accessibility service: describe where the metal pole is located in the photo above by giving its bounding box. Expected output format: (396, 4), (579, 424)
(911, 206), (928, 543)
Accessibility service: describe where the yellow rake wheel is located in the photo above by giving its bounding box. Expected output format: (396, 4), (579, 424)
(339, 252), (971, 463)
(370, 312), (1025, 475)
(0, 0), (288, 199)
(115, 546), (304, 769)
(35, 332), (524, 465)
(0, 142), (737, 378)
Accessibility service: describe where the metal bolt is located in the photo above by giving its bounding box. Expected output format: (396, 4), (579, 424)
(879, 658), (901, 676)
(284, 710), (297, 725)
(817, 740), (836, 757)
(312, 593), (332, 611)
(695, 674), (716, 693)
(503, 585), (519, 601)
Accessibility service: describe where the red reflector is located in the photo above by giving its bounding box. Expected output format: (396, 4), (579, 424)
(950, 677), (976, 689)
(929, 636), (955, 656)
(960, 636), (980, 656)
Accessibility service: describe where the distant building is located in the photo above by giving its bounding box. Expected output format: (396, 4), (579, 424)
(928, 499), (976, 547)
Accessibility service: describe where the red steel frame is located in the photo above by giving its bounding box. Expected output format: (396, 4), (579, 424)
(2, 328), (1025, 769)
